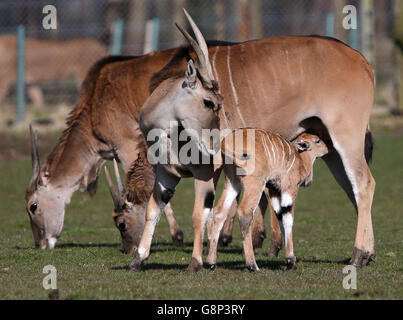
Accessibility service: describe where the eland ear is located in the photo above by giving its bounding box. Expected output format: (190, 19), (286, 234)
(112, 210), (121, 219)
(295, 140), (311, 152)
(185, 59), (197, 89)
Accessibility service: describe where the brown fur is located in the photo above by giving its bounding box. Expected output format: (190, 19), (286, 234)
(125, 151), (155, 204)
(207, 131), (328, 271)
(26, 36), (376, 266)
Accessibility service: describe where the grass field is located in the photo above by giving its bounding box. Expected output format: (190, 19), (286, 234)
(0, 118), (402, 300)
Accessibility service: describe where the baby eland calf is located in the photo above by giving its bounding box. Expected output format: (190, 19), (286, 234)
(207, 130), (328, 271)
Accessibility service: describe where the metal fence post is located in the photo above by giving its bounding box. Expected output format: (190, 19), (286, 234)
(110, 18), (124, 55)
(16, 25), (25, 123)
(326, 12), (334, 37)
(143, 18), (159, 54)
(348, 28), (359, 51)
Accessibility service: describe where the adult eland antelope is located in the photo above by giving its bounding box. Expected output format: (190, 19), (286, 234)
(26, 10), (376, 268)
(131, 12), (222, 272)
(130, 9), (376, 271)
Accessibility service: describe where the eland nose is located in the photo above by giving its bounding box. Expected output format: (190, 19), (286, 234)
(46, 237), (58, 249)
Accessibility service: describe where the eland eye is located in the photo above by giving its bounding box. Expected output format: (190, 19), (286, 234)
(315, 139), (321, 144)
(118, 222), (126, 231)
(30, 203), (38, 214)
(203, 99), (215, 110)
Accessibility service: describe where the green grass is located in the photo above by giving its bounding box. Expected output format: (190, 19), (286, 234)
(0, 127), (402, 300)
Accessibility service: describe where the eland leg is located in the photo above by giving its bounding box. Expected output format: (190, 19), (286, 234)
(206, 176), (240, 269)
(251, 193), (268, 249)
(325, 129), (376, 267)
(130, 168), (180, 271)
(116, 139), (184, 248)
(218, 196), (238, 247)
(188, 172), (216, 272)
(237, 177), (266, 272)
(268, 198), (283, 258)
(163, 203), (184, 247)
(270, 189), (298, 270)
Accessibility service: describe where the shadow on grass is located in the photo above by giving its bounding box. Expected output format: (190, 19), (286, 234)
(110, 258), (284, 272)
(110, 263), (187, 271)
(300, 258), (351, 265)
(53, 242), (121, 249)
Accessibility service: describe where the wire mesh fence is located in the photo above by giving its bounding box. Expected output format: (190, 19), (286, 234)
(0, 0), (398, 115)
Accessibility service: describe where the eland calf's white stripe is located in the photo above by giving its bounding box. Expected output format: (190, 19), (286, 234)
(271, 197), (281, 214)
(261, 133), (271, 162)
(265, 134), (276, 163)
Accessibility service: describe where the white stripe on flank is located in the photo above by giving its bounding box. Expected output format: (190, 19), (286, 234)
(211, 46), (229, 128)
(227, 46), (246, 127)
(286, 153), (296, 174)
(260, 132), (271, 162)
(271, 197), (281, 214)
(278, 137), (285, 168)
(265, 134), (276, 164)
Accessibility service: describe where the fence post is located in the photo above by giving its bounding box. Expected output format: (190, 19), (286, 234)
(326, 12), (334, 37)
(143, 18), (159, 54)
(110, 18), (124, 55)
(16, 25), (25, 123)
(348, 28), (359, 50)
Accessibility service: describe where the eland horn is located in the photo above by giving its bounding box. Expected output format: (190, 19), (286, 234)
(28, 124), (40, 192)
(113, 159), (124, 196)
(175, 9), (214, 88)
(104, 165), (122, 211)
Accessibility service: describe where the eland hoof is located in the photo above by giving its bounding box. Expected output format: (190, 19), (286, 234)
(285, 256), (297, 270)
(350, 247), (375, 268)
(247, 264), (260, 272)
(188, 257), (203, 272)
(129, 250), (144, 272)
(172, 230), (184, 247)
(206, 263), (216, 271)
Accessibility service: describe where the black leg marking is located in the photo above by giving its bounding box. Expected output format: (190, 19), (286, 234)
(204, 191), (215, 210)
(160, 188), (174, 204)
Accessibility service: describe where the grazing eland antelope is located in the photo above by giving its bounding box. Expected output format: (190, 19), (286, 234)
(26, 10), (376, 267)
(207, 130), (328, 271)
(105, 155), (183, 253)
